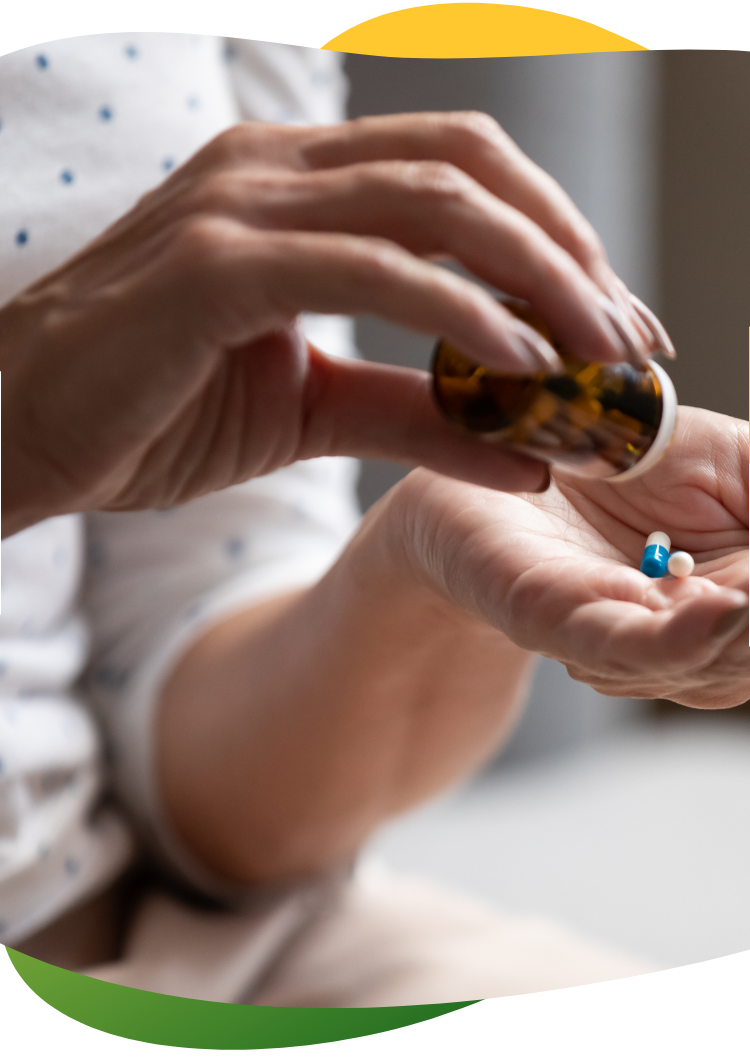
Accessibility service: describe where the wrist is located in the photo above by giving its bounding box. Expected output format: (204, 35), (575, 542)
(350, 469), (520, 642)
(348, 472), (453, 611)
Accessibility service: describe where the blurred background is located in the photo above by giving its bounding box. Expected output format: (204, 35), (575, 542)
(343, 51), (750, 970)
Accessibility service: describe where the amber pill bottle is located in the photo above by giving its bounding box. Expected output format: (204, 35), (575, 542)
(432, 299), (677, 481)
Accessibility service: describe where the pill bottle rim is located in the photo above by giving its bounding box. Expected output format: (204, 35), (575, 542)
(605, 360), (677, 483)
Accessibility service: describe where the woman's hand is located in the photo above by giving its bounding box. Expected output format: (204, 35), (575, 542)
(396, 406), (749, 709)
(1, 112), (668, 536)
(158, 403), (748, 884)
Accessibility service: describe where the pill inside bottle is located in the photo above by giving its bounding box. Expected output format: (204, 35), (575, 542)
(432, 299), (677, 481)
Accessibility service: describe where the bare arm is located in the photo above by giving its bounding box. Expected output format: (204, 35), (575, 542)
(157, 407), (748, 887)
(157, 481), (533, 886)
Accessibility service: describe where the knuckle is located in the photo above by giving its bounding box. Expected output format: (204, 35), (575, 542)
(404, 159), (474, 203)
(444, 110), (507, 149)
(349, 236), (404, 285)
(170, 214), (238, 266)
(203, 120), (298, 171)
(382, 157), (470, 209)
(189, 171), (244, 215)
(204, 122), (257, 164)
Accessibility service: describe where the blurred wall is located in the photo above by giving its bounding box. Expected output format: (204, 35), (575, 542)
(345, 52), (661, 762)
(659, 52), (749, 420)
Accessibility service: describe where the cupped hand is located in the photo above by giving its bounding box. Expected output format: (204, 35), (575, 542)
(396, 406), (748, 708)
(1, 112), (668, 536)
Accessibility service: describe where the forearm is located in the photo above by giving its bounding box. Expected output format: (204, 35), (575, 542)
(157, 483), (534, 886)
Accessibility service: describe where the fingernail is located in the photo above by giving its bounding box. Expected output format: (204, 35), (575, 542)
(711, 604), (749, 641)
(629, 295), (677, 359)
(597, 295), (650, 369)
(511, 322), (565, 374)
(609, 284), (652, 347)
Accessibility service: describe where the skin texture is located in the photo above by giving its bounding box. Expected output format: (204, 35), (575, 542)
(158, 407), (748, 885)
(4, 109), (732, 893)
(0, 112), (668, 537)
(403, 407), (749, 709)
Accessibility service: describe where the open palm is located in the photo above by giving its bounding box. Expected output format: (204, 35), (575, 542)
(403, 406), (748, 708)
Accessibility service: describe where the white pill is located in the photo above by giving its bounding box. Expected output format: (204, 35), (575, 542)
(667, 551), (695, 578)
(646, 531), (671, 551)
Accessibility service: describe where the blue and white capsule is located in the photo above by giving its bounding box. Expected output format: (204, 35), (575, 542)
(640, 532), (671, 578)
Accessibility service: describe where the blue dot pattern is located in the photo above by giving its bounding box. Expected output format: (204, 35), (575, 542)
(225, 537), (245, 559)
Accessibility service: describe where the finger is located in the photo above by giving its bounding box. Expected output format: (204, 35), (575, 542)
(479, 546), (745, 666)
(628, 293), (677, 359)
(298, 344), (550, 492)
(165, 219), (566, 374)
(188, 161), (642, 366)
(300, 113), (676, 347)
(556, 582), (749, 684)
(24, 216), (571, 476)
(202, 115), (611, 283)
(300, 113), (611, 276)
(201, 116), (663, 360)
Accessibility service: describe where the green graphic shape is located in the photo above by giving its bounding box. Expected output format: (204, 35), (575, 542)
(8, 947), (478, 1049)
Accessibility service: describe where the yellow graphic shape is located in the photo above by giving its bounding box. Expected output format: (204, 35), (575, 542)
(324, 4), (645, 58)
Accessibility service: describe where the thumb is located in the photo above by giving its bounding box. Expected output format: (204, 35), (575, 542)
(298, 343), (550, 494)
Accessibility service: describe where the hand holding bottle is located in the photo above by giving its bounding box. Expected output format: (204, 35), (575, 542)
(1, 112), (671, 536)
